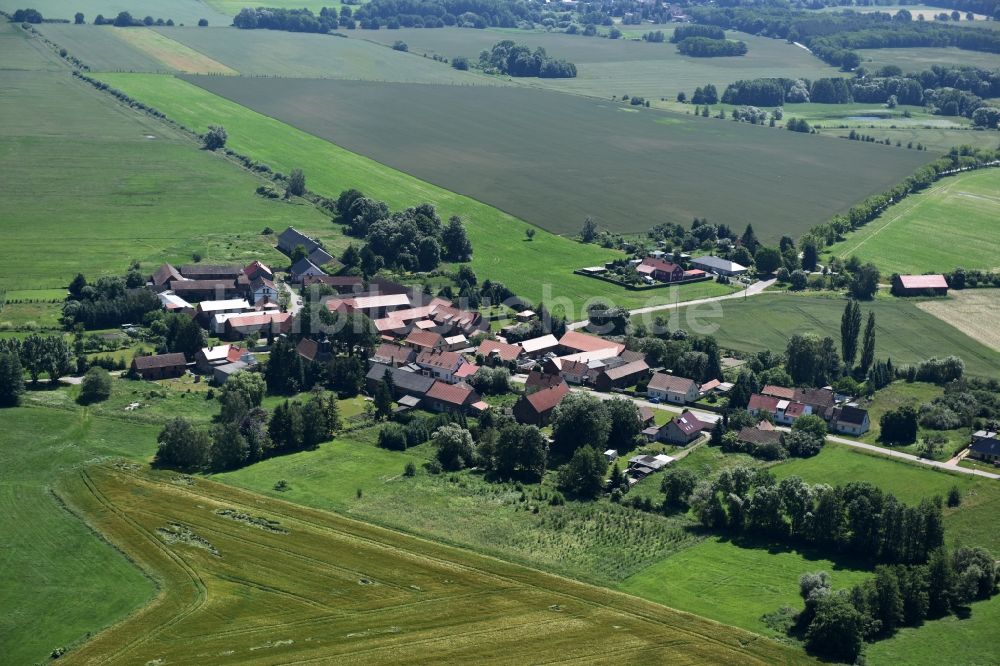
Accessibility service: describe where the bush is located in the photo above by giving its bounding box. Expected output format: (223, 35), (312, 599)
(78, 366), (113, 404)
(377, 423), (407, 450)
(202, 125), (227, 151)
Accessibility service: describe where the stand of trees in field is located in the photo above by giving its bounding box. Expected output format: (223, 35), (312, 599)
(61, 271), (160, 330)
(480, 40), (577, 77)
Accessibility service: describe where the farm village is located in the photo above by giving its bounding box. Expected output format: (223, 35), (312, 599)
(3, 2), (1000, 665)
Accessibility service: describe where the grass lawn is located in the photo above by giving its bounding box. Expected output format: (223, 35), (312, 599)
(0, 24), (337, 291)
(826, 168), (1000, 275)
(651, 293), (1000, 378)
(772, 442), (1000, 553)
(205, 0), (340, 15)
(619, 535), (872, 637)
(92, 72), (745, 315)
(858, 46), (1000, 71)
(60, 463), (808, 664)
(0, 407), (158, 665)
(178, 73), (929, 241)
(0, 0), (230, 24)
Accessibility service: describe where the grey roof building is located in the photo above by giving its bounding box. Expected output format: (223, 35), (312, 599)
(691, 255), (748, 276)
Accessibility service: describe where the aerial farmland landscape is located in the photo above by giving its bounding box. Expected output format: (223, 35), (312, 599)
(1, 0), (999, 664)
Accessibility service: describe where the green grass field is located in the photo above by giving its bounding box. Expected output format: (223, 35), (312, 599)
(858, 46), (1000, 71)
(59, 463), (809, 664)
(359, 26), (842, 99)
(646, 293), (1000, 377)
(0, 24), (337, 292)
(0, 0), (229, 24)
(619, 536), (871, 637)
(773, 442), (1000, 553)
(827, 168), (1000, 275)
(205, 0), (339, 14)
(0, 408), (159, 665)
(179, 73), (930, 240)
(93, 72), (749, 313)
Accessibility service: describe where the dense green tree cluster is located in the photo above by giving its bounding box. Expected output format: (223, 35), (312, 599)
(480, 40), (577, 78)
(676, 36), (747, 57)
(0, 334), (73, 385)
(61, 273), (160, 330)
(670, 24), (725, 42)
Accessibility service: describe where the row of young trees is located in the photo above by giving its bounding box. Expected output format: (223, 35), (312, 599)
(796, 546), (997, 662)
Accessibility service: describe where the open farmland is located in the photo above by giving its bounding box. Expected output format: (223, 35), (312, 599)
(917, 289), (1000, 353)
(0, 408), (159, 665)
(858, 46), (1000, 71)
(205, 0), (338, 14)
(180, 74), (930, 240)
(94, 72), (743, 313)
(643, 293), (1000, 377)
(0, 23), (336, 293)
(59, 463), (809, 665)
(0, 0), (229, 24)
(359, 26), (842, 99)
(111, 26), (237, 74)
(827, 168), (1000, 275)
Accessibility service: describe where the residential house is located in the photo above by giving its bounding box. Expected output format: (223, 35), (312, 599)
(277, 226), (320, 255)
(307, 246), (336, 268)
(250, 277), (278, 305)
(169, 279), (237, 301)
(691, 255), (748, 277)
(638, 405), (655, 426)
(659, 412), (708, 445)
(557, 331), (625, 356)
(737, 425), (784, 448)
(748, 393), (811, 425)
(423, 381), (480, 414)
(762, 385), (837, 419)
(365, 363), (435, 399)
(454, 362), (479, 382)
(289, 258), (326, 282)
(151, 263), (183, 289)
(443, 334), (469, 352)
(403, 329), (443, 352)
(525, 370), (564, 394)
(968, 431), (1000, 464)
(829, 405), (870, 436)
(222, 311), (292, 340)
(416, 349), (467, 383)
(131, 353), (187, 380)
(295, 338), (331, 364)
(646, 373), (699, 405)
(512, 380), (570, 426)
(196, 299), (252, 327)
(371, 342), (417, 367)
(477, 339), (523, 364)
(330, 293), (412, 319)
(892, 274), (949, 297)
(213, 361), (249, 385)
(243, 260), (273, 281)
(179, 264), (243, 281)
(517, 334), (559, 358)
(626, 454), (675, 480)
(636, 257), (685, 282)
(195, 344), (252, 374)
(594, 359), (650, 391)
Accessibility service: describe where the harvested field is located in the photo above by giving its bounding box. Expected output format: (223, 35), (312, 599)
(111, 27), (238, 74)
(0, 0), (230, 24)
(60, 464), (810, 664)
(181, 74), (931, 240)
(917, 289), (1000, 353)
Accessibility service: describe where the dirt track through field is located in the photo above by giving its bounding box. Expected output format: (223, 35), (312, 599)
(917, 290), (1000, 353)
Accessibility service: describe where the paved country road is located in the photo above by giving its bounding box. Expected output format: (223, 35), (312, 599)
(566, 278), (777, 330)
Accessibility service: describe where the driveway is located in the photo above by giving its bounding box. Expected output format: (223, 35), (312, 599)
(280, 277), (303, 316)
(566, 278), (776, 330)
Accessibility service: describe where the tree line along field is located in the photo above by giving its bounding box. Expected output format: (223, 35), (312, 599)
(0, 0), (230, 25)
(178, 73), (930, 241)
(58, 462), (811, 665)
(643, 293), (1000, 377)
(827, 168), (1000, 276)
(0, 23), (340, 294)
(93, 72), (741, 314)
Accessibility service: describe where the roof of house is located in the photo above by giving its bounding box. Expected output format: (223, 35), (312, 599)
(307, 246), (336, 267)
(372, 343), (416, 366)
(797, 387), (837, 409)
(560, 348), (625, 364)
(244, 260), (272, 278)
(556, 358), (591, 377)
(455, 363), (479, 379)
(522, 381), (570, 414)
(196, 299), (251, 313)
(425, 380), (476, 406)
(897, 274), (948, 290)
(214, 360), (249, 377)
(526, 370), (564, 392)
(748, 393), (780, 413)
(835, 405), (869, 426)
(477, 339), (523, 362)
(670, 413), (707, 436)
(346, 293), (411, 311)
(558, 331), (625, 354)
(404, 329), (443, 349)
(416, 348), (464, 371)
(517, 334), (559, 354)
(737, 426), (784, 446)
(762, 384), (796, 401)
(700, 379), (721, 393)
(170, 279), (234, 292)
(296, 338), (321, 362)
(637, 258), (682, 275)
(398, 394), (422, 408)
(277, 226), (319, 253)
(180, 264), (243, 278)
(970, 437), (1000, 457)
(638, 405), (655, 423)
(152, 263), (183, 286)
(600, 359), (649, 381)
(225, 311), (292, 330)
(250, 276), (276, 292)
(691, 255), (748, 273)
(132, 352), (187, 370)
(290, 258), (324, 277)
(648, 372), (697, 394)
(157, 292), (192, 310)
(197, 344), (244, 363)
(367, 363), (436, 394)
